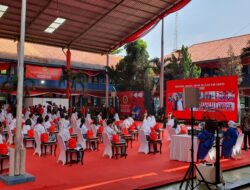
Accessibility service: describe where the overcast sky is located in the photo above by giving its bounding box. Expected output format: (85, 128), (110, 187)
(142, 0), (250, 58)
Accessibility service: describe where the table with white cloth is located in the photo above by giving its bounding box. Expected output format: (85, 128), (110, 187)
(170, 134), (198, 162)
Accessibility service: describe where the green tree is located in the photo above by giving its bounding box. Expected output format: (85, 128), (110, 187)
(60, 69), (87, 106)
(106, 39), (149, 90)
(166, 46), (201, 79)
(217, 45), (243, 84)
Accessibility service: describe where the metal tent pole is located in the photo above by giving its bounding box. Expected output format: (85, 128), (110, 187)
(15, 0), (26, 175)
(106, 53), (109, 107)
(160, 18), (164, 108)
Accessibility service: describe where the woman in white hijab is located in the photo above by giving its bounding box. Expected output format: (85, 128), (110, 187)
(141, 116), (151, 136)
(114, 113), (120, 121)
(85, 113), (92, 123)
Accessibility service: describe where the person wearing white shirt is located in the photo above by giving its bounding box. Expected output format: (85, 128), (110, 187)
(105, 119), (116, 140)
(177, 96), (184, 111)
(79, 117), (88, 138)
(122, 116), (130, 129)
(29, 114), (36, 128)
(128, 114), (134, 126)
(43, 115), (51, 131)
(0, 124), (4, 143)
(59, 114), (70, 130)
(85, 113), (92, 123)
(22, 119), (32, 135)
(167, 114), (175, 128)
(63, 115), (70, 129)
(34, 116), (46, 136)
(97, 112), (102, 122)
(150, 115), (156, 128)
(146, 115), (153, 128)
(25, 109), (31, 120)
(0, 110), (5, 122)
(9, 117), (16, 131)
(114, 113), (120, 121)
(6, 112), (13, 125)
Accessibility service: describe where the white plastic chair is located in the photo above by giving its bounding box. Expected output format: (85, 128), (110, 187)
(33, 131), (41, 156)
(57, 134), (67, 165)
(138, 129), (149, 154)
(102, 132), (112, 159)
(232, 134), (244, 159)
(75, 127), (86, 150)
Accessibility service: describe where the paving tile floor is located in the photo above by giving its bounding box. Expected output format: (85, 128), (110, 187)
(156, 166), (250, 190)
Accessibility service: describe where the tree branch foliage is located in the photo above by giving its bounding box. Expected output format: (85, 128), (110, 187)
(217, 45), (243, 84)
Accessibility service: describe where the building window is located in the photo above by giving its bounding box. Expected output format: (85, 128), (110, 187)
(0, 70), (7, 74)
(240, 97), (246, 109)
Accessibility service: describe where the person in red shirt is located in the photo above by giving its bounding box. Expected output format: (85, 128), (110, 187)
(37, 105), (44, 116)
(109, 105), (115, 118)
(81, 105), (86, 117)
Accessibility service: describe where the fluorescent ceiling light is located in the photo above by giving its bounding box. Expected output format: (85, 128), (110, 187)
(44, 17), (66, 34)
(0, 5), (8, 18)
(44, 27), (55, 34)
(54, 17), (65, 24)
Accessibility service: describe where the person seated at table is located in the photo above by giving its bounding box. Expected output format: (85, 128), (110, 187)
(111, 117), (120, 134)
(22, 119), (32, 135)
(172, 119), (180, 134)
(97, 112), (102, 122)
(29, 113), (36, 128)
(114, 113), (120, 121)
(222, 120), (239, 158)
(105, 119), (116, 140)
(197, 121), (215, 161)
(85, 113), (92, 124)
(6, 110), (13, 125)
(59, 114), (70, 130)
(34, 116), (46, 136)
(0, 123), (4, 143)
(0, 109), (5, 122)
(128, 114), (134, 125)
(79, 117), (88, 139)
(9, 111), (16, 132)
(167, 113), (175, 128)
(122, 115), (130, 129)
(43, 115), (51, 131)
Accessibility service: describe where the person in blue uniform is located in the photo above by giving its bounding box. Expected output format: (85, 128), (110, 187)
(197, 120), (215, 161)
(221, 120), (239, 158)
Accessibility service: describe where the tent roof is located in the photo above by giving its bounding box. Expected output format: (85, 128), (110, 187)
(0, 0), (190, 54)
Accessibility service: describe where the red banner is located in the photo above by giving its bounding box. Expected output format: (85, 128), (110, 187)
(26, 65), (62, 80)
(117, 91), (145, 119)
(0, 63), (10, 70)
(166, 76), (238, 121)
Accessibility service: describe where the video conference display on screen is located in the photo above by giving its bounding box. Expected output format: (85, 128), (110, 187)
(166, 76), (238, 121)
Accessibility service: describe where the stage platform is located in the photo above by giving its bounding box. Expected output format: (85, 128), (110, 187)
(0, 129), (250, 190)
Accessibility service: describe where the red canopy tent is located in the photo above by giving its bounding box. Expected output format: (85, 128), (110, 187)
(0, 0), (191, 179)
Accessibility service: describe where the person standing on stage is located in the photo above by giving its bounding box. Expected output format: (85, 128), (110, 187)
(241, 107), (250, 150)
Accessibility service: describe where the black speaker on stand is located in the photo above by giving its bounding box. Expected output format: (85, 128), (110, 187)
(179, 88), (211, 190)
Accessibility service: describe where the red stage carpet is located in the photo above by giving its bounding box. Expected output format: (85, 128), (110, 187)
(1, 130), (250, 190)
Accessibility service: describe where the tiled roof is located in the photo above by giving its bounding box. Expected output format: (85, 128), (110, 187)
(0, 38), (122, 70)
(166, 34), (250, 63)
